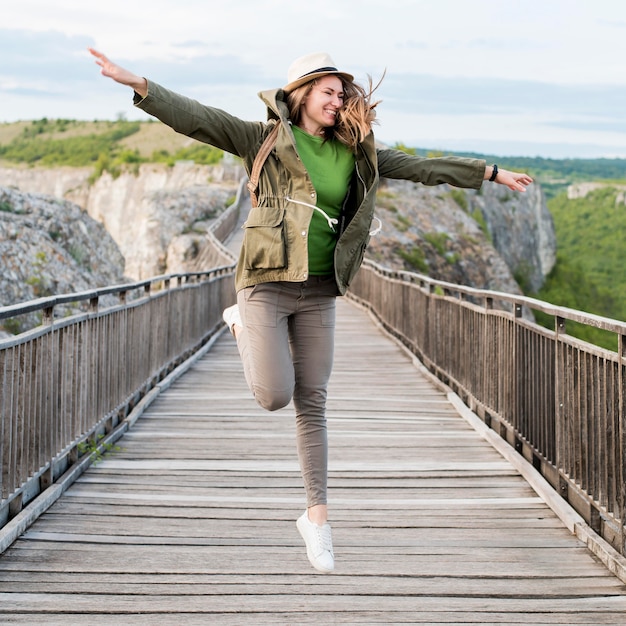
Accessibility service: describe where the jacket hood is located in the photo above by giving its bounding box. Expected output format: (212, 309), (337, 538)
(258, 88), (290, 123)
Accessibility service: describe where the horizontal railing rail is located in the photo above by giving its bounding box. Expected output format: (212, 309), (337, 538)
(348, 259), (626, 556)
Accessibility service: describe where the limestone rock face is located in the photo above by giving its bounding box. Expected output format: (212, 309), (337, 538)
(567, 182), (626, 200)
(0, 186), (127, 330)
(1, 163), (556, 322)
(469, 182), (556, 293)
(85, 163), (241, 279)
(366, 179), (556, 295)
(0, 162), (243, 280)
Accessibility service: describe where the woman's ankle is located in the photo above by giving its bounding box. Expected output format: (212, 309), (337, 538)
(307, 503), (328, 525)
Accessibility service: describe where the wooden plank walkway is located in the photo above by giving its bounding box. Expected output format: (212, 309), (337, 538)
(1, 298), (626, 624)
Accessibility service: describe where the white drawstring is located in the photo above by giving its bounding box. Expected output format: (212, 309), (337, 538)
(286, 196), (339, 232)
(369, 216), (382, 236)
(285, 196), (383, 237)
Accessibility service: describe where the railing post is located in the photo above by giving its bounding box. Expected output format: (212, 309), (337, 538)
(618, 335), (626, 555)
(42, 305), (55, 326)
(554, 316), (565, 485)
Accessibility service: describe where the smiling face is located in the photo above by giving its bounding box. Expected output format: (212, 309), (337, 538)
(298, 75), (345, 136)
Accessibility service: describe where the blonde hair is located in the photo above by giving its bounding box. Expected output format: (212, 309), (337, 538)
(287, 74), (382, 151)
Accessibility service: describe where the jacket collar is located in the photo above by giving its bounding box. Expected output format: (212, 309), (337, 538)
(258, 88), (290, 124)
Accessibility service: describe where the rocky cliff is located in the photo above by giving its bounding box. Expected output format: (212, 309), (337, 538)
(468, 182), (555, 293)
(0, 162), (557, 317)
(568, 181), (626, 204)
(86, 162), (243, 279)
(367, 178), (555, 295)
(0, 162), (243, 280)
(0, 186), (126, 332)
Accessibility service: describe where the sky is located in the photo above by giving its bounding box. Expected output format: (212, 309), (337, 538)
(2, 0), (626, 159)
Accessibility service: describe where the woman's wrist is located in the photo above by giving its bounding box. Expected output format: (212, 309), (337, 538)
(129, 76), (148, 98)
(486, 164), (498, 182)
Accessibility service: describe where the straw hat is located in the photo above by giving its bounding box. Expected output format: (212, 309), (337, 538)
(283, 52), (353, 92)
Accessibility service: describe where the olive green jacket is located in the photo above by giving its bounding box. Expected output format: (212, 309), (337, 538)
(135, 81), (486, 295)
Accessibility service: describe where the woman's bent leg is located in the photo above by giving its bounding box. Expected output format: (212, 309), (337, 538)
(236, 285), (294, 411)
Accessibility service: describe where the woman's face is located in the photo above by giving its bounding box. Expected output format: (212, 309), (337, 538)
(299, 75), (344, 134)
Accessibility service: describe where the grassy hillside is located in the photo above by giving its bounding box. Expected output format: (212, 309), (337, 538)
(539, 187), (626, 319)
(524, 185), (626, 351)
(0, 118), (191, 157)
(0, 118), (223, 176)
(549, 187), (626, 300)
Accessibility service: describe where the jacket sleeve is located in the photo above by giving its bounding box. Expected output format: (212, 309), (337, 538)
(376, 148), (486, 190)
(133, 80), (263, 157)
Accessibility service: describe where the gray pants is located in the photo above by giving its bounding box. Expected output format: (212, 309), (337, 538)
(236, 277), (338, 507)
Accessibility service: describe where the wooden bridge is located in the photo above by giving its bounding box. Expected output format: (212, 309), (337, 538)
(2, 189), (626, 623)
(1, 299), (625, 624)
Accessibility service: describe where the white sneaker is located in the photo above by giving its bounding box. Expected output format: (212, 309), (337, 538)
(296, 511), (334, 574)
(222, 304), (242, 335)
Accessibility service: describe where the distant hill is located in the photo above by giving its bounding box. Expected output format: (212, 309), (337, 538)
(392, 143), (626, 199)
(0, 118), (194, 158)
(0, 118), (224, 180)
(1, 118), (625, 196)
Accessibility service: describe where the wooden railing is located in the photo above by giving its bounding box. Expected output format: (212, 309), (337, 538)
(0, 182), (244, 533)
(2, 195), (625, 558)
(0, 269), (236, 529)
(348, 259), (626, 556)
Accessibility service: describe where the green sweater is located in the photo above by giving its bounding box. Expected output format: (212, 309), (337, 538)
(292, 126), (355, 275)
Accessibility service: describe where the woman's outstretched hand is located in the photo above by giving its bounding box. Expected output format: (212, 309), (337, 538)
(487, 166), (533, 193)
(88, 48), (148, 98)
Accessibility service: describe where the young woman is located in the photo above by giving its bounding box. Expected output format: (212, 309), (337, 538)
(89, 48), (533, 573)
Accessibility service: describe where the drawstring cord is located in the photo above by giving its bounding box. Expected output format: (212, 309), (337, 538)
(285, 196), (383, 237)
(369, 216), (382, 236)
(286, 196), (339, 232)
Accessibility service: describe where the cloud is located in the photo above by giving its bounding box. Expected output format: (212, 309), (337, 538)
(2, 6), (626, 160)
(0, 30), (99, 117)
(545, 119), (626, 133)
(380, 73), (626, 132)
(0, 28), (279, 122)
(1, 30), (93, 81)
(124, 53), (265, 91)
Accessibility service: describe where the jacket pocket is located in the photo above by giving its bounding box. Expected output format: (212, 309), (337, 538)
(242, 206), (287, 270)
